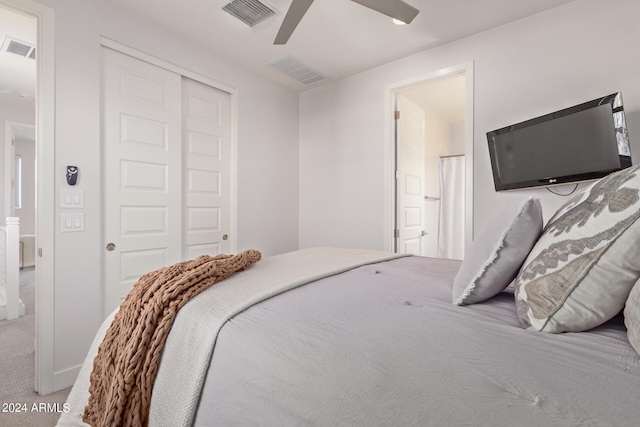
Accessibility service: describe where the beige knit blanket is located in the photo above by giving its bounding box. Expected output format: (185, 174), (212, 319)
(82, 249), (261, 427)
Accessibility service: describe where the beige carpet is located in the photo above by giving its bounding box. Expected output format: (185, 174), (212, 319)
(0, 268), (72, 427)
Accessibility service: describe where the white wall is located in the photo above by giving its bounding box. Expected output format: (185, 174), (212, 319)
(14, 135), (35, 234)
(24, 0), (299, 384)
(451, 122), (465, 155)
(423, 106), (453, 195)
(300, 0), (640, 250)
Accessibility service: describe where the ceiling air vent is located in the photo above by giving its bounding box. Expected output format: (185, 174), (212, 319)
(222, 0), (276, 27)
(267, 55), (326, 85)
(1, 36), (35, 59)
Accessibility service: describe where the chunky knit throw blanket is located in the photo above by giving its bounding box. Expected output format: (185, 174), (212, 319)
(82, 249), (261, 427)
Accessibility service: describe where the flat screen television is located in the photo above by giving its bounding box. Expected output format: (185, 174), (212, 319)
(487, 92), (631, 191)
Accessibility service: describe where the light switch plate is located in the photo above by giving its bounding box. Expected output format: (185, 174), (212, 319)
(60, 189), (84, 209)
(60, 213), (85, 232)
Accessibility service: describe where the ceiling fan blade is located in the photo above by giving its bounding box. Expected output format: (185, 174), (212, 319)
(274, 0), (315, 45)
(350, 0), (419, 24)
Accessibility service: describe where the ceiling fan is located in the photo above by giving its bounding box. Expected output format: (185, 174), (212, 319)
(274, 0), (420, 45)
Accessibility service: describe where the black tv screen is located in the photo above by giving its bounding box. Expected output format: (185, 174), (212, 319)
(487, 92), (631, 191)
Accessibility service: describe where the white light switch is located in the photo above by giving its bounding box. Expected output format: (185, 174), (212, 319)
(60, 189), (84, 208)
(60, 213), (85, 232)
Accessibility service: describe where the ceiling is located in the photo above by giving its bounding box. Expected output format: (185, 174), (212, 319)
(0, 6), (36, 109)
(104, 0), (575, 91)
(0, 0), (576, 103)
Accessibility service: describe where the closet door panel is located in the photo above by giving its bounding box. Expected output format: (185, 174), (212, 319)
(183, 78), (232, 259)
(101, 47), (182, 316)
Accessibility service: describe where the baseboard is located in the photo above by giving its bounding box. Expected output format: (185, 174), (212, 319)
(53, 364), (81, 392)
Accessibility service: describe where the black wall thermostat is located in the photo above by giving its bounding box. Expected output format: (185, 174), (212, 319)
(66, 165), (79, 186)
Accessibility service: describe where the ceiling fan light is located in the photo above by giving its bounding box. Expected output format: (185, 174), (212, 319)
(351, 0), (419, 24)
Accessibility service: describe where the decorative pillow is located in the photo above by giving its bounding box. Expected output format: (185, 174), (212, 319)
(452, 197), (543, 305)
(515, 165), (640, 333)
(624, 280), (640, 356)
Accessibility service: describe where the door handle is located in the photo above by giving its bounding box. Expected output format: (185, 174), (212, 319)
(421, 230), (428, 237)
(106, 243), (116, 251)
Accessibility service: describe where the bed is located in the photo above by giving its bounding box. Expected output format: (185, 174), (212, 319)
(58, 166), (640, 427)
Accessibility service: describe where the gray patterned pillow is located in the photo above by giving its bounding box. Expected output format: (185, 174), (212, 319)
(452, 197), (542, 305)
(515, 165), (640, 333)
(624, 281), (640, 356)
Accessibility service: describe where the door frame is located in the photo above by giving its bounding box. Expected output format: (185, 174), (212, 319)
(1, 0), (55, 395)
(384, 62), (474, 253)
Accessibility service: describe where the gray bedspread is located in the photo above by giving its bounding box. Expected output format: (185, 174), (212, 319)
(58, 248), (407, 426)
(193, 256), (640, 426)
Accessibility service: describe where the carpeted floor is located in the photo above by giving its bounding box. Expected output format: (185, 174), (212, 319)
(0, 268), (72, 427)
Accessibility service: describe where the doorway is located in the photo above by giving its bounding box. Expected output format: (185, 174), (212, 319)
(1, 0), (55, 395)
(1, 0), (58, 395)
(388, 63), (474, 258)
(1, 0), (37, 385)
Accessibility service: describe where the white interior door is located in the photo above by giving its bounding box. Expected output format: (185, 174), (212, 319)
(396, 95), (426, 255)
(183, 78), (231, 257)
(102, 47), (183, 315)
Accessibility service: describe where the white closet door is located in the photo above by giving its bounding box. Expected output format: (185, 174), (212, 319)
(182, 78), (231, 258)
(102, 47), (183, 316)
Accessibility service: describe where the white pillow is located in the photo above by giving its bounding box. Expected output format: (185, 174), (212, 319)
(452, 197), (543, 305)
(624, 279), (640, 357)
(515, 165), (640, 333)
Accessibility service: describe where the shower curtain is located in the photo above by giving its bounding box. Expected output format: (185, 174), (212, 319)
(438, 155), (465, 260)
